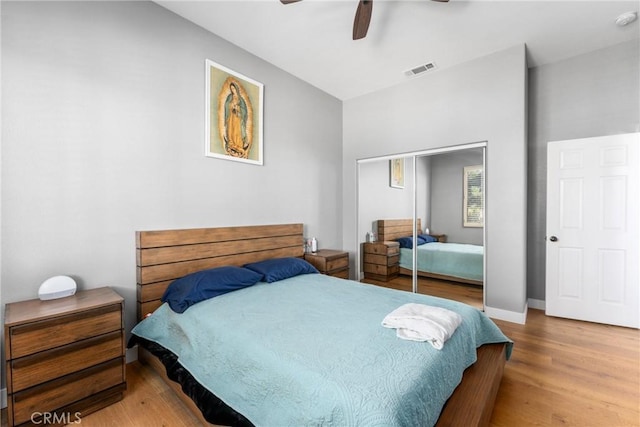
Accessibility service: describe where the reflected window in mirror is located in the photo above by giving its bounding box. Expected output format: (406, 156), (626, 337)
(463, 165), (484, 227)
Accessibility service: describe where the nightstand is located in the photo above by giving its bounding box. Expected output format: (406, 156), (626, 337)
(304, 249), (349, 279)
(363, 241), (400, 281)
(429, 234), (447, 243)
(4, 287), (126, 426)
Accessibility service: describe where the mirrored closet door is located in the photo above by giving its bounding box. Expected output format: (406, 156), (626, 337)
(356, 142), (486, 308)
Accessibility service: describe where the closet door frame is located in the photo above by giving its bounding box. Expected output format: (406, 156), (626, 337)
(356, 141), (487, 307)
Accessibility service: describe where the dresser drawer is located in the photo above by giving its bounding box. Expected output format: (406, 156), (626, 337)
(11, 358), (125, 426)
(330, 269), (349, 279)
(7, 304), (122, 359)
(325, 255), (348, 272)
(9, 330), (124, 393)
(305, 250), (349, 275)
(364, 253), (399, 267)
(364, 241), (400, 256)
(364, 263), (399, 276)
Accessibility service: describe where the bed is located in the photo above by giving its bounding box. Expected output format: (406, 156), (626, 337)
(132, 223), (510, 426)
(377, 219), (484, 286)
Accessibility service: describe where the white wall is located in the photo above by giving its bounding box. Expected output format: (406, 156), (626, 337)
(429, 149), (484, 245)
(344, 45), (528, 320)
(0, 1), (342, 342)
(357, 157), (416, 240)
(527, 39), (640, 301)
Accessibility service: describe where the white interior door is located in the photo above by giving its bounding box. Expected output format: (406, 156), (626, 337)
(546, 133), (639, 328)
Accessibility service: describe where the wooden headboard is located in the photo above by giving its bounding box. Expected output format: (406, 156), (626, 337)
(136, 223), (303, 321)
(376, 218), (422, 242)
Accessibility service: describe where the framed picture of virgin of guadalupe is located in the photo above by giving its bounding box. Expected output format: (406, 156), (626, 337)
(205, 59), (264, 165)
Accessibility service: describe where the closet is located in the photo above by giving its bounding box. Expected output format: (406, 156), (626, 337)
(356, 143), (486, 304)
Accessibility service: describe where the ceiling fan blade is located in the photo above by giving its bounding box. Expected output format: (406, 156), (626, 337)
(353, 0), (373, 40)
(283, 0), (445, 40)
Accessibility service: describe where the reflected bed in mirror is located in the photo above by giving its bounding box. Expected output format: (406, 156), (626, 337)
(376, 218), (483, 286)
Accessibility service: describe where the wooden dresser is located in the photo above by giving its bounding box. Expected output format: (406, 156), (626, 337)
(4, 287), (126, 426)
(363, 241), (400, 281)
(304, 249), (349, 279)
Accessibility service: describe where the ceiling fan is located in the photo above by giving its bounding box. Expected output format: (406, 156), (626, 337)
(281, 0), (449, 40)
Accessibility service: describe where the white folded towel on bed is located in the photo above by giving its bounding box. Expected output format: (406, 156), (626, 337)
(382, 303), (463, 349)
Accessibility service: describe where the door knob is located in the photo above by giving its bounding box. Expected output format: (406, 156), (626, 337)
(549, 236), (558, 242)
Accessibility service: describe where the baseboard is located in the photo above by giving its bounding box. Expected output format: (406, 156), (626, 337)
(484, 303), (528, 324)
(527, 298), (546, 310)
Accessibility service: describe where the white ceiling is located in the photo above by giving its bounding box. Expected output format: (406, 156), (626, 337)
(156, 0), (640, 100)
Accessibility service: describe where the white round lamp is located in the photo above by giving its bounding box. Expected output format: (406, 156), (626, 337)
(38, 275), (77, 300)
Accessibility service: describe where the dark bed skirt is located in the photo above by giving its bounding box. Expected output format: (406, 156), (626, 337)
(128, 335), (254, 427)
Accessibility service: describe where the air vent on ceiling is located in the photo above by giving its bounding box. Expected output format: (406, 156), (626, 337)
(404, 62), (437, 77)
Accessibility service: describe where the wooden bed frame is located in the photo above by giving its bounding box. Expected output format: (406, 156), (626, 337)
(377, 218), (483, 286)
(135, 223), (505, 427)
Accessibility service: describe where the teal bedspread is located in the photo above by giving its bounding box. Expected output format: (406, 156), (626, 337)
(400, 242), (484, 282)
(131, 274), (510, 426)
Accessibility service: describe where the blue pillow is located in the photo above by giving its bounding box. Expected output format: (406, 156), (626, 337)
(244, 257), (319, 283)
(418, 234), (438, 243)
(162, 266), (263, 313)
(396, 236), (427, 249)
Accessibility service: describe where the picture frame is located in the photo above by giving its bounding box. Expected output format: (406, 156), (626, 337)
(205, 59), (264, 165)
(389, 158), (405, 189)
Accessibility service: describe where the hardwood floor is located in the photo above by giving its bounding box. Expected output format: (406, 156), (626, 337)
(491, 309), (639, 427)
(361, 274), (485, 310)
(4, 276), (638, 426)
